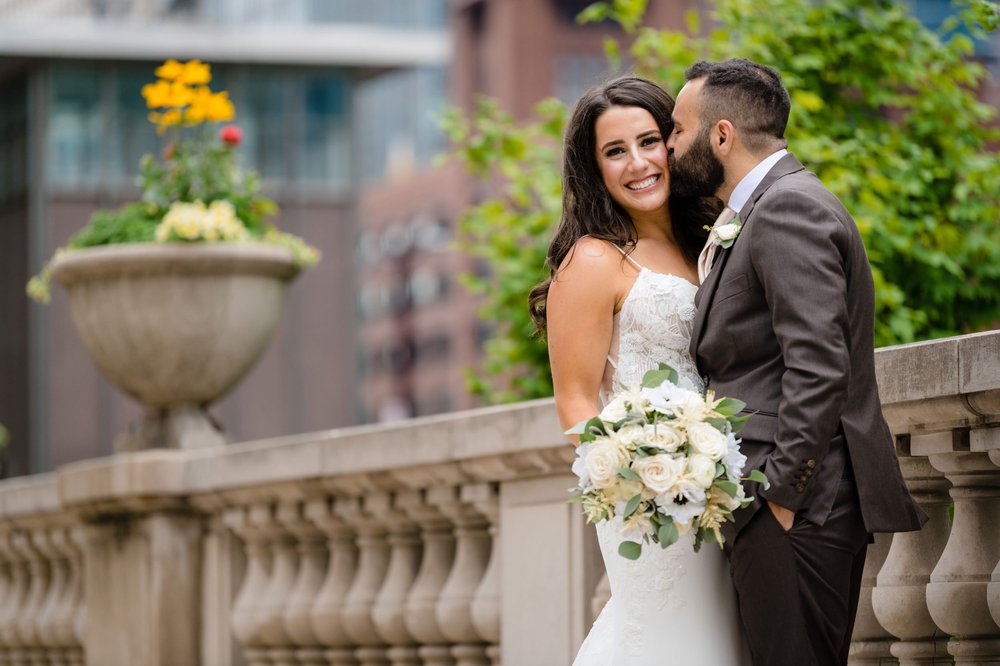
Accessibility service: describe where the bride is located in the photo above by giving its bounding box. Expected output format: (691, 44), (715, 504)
(528, 76), (749, 665)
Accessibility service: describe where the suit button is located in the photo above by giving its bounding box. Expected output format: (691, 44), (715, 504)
(799, 474), (808, 482)
(806, 460), (816, 469)
(701, 375), (709, 387)
(795, 483), (805, 492)
(805, 469), (813, 477)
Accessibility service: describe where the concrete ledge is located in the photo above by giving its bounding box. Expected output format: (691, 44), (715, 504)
(48, 398), (565, 513)
(0, 473), (61, 521)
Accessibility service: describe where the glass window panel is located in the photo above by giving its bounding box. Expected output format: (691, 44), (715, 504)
(48, 64), (103, 190)
(357, 65), (446, 183)
(110, 65), (162, 187)
(554, 55), (612, 105)
(0, 75), (28, 203)
(300, 73), (350, 186)
(236, 71), (288, 181)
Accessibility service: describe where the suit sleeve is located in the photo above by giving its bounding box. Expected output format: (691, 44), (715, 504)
(748, 187), (851, 512)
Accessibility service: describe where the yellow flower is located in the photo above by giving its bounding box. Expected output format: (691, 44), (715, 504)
(179, 60), (212, 85)
(141, 80), (174, 109)
(184, 87), (233, 124)
(205, 91), (235, 123)
(155, 59), (185, 81)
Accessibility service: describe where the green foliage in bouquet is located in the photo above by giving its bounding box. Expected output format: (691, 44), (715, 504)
(27, 59), (319, 304)
(444, 0), (1000, 402)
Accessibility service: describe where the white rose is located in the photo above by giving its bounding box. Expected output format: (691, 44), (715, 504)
(584, 438), (629, 489)
(641, 423), (683, 453)
(632, 453), (686, 496)
(687, 454), (719, 488)
(715, 222), (741, 242)
(612, 424), (646, 447)
(686, 422), (729, 461)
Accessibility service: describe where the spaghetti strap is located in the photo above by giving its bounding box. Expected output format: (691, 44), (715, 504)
(609, 243), (644, 271)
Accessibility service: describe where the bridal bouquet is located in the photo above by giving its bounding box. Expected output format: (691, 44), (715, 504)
(569, 364), (768, 558)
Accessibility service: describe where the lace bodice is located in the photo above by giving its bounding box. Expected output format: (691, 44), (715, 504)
(600, 253), (704, 404)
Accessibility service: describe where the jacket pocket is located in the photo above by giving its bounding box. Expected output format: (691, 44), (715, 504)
(714, 272), (750, 305)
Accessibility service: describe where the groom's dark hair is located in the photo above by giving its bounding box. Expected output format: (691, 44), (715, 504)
(685, 59), (790, 154)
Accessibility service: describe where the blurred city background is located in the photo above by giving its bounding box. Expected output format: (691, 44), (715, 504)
(0, 0), (997, 478)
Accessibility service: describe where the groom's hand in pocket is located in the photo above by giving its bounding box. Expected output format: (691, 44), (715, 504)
(768, 500), (795, 532)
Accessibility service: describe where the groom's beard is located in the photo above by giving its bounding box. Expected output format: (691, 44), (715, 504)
(668, 128), (725, 199)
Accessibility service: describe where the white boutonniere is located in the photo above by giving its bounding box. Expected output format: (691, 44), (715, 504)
(703, 220), (742, 249)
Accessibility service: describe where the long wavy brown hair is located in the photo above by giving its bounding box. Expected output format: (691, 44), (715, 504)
(528, 76), (721, 335)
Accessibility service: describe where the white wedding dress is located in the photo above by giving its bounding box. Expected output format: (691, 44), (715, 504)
(573, 248), (749, 666)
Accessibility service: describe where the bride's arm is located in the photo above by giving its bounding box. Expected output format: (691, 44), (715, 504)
(546, 238), (621, 442)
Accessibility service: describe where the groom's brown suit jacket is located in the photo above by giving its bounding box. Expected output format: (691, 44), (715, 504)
(690, 153), (926, 539)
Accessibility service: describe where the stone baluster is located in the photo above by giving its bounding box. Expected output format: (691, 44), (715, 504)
(306, 497), (359, 666)
(468, 484), (500, 666)
(254, 501), (301, 666)
(280, 500), (327, 666)
(402, 487), (456, 666)
(64, 529), (84, 666)
(0, 529), (18, 666)
(848, 533), (894, 664)
(924, 428), (1000, 663)
(990, 444), (1000, 636)
(338, 493), (391, 666)
(30, 528), (67, 666)
(46, 528), (82, 666)
(371, 492), (422, 666)
(436, 485), (491, 666)
(12, 530), (49, 666)
(873, 441), (952, 665)
(987, 440), (1000, 626)
(226, 504), (273, 666)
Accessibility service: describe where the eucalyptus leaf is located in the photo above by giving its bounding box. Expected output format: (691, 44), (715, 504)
(623, 493), (642, 519)
(657, 517), (679, 548)
(748, 469), (771, 490)
(714, 397), (747, 417)
(642, 365), (679, 388)
(716, 480), (740, 498)
(618, 467), (641, 482)
(619, 540), (642, 560)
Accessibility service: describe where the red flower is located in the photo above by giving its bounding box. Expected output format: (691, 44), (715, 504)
(219, 124), (243, 147)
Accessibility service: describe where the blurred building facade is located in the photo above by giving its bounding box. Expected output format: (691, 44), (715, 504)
(0, 0), (450, 475)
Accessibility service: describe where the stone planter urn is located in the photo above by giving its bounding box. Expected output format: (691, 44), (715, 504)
(51, 243), (301, 451)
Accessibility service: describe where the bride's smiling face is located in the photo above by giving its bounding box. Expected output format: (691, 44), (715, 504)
(594, 105), (670, 222)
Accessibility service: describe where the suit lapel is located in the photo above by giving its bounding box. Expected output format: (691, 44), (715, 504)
(690, 153), (807, 357)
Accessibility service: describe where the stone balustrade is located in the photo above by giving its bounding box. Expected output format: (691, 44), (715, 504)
(0, 330), (995, 665)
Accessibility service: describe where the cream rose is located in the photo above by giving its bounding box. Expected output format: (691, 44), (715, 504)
(613, 424), (646, 447)
(632, 453), (686, 496)
(641, 423), (683, 453)
(686, 422), (729, 461)
(584, 439), (629, 489)
(687, 454), (718, 488)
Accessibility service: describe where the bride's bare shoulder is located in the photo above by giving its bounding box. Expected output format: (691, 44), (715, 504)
(556, 236), (626, 276)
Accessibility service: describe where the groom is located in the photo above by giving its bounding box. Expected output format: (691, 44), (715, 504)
(667, 59), (927, 665)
